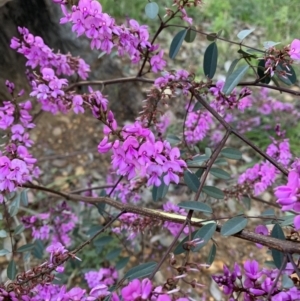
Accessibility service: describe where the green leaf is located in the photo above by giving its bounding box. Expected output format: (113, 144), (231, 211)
(222, 65), (249, 95)
(221, 216), (248, 236)
(124, 261), (157, 280)
(271, 224), (286, 269)
(193, 223), (217, 252)
(184, 26), (196, 43)
(87, 225), (103, 237)
(262, 208), (275, 217)
(276, 63), (297, 86)
(203, 42), (218, 79)
(280, 215), (295, 226)
(237, 28), (255, 40)
(96, 202), (106, 216)
(220, 148), (242, 160)
(169, 29), (187, 59)
(226, 59), (240, 77)
(115, 257), (130, 270)
(195, 168), (205, 178)
(282, 274), (294, 288)
(152, 179), (169, 201)
(93, 236), (113, 247)
(20, 189), (28, 206)
(174, 230), (198, 255)
(205, 147), (212, 157)
(166, 134), (181, 146)
(145, 2), (159, 19)
(206, 243), (217, 266)
(17, 243), (35, 253)
(206, 32), (217, 41)
(210, 168), (231, 180)
(0, 230), (7, 238)
(32, 239), (44, 259)
(257, 59), (271, 84)
(263, 41), (281, 49)
(187, 155), (209, 166)
(178, 201), (212, 214)
(184, 170), (200, 193)
(192, 102), (203, 112)
(242, 196), (251, 210)
(106, 248), (122, 261)
(7, 260), (17, 280)
(0, 249), (10, 256)
(214, 158), (228, 166)
(203, 186), (224, 199)
(0, 212), (2, 220)
(14, 224), (25, 236)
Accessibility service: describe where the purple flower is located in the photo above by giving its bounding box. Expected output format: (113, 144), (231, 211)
(121, 278), (152, 301)
(244, 260), (262, 281)
(289, 39), (300, 60)
(275, 170), (299, 210)
(163, 161), (181, 185)
(255, 224), (268, 248)
(150, 50), (167, 73)
(294, 215), (300, 230)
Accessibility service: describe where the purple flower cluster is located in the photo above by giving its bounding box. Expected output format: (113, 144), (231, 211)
(112, 212), (160, 240)
(105, 174), (141, 204)
(121, 278), (189, 301)
(163, 201), (190, 236)
(0, 82), (39, 203)
(213, 260), (300, 300)
(85, 267), (118, 289)
(154, 69), (191, 94)
(266, 137), (292, 167)
(209, 80), (253, 114)
(55, 0), (166, 73)
(289, 39), (300, 60)
(99, 121), (187, 186)
(184, 104), (213, 145)
(11, 27), (90, 79)
(275, 169), (300, 230)
(238, 161), (277, 195)
(22, 202), (77, 246)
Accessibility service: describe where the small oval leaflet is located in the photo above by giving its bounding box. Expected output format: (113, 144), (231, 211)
(271, 224), (286, 269)
(203, 42), (218, 79)
(203, 186), (224, 199)
(178, 201), (212, 214)
(206, 243), (217, 266)
(152, 178), (169, 201)
(7, 260), (17, 280)
(257, 59), (271, 84)
(192, 223), (217, 252)
(115, 256), (130, 271)
(184, 170), (200, 193)
(145, 2), (159, 19)
(169, 29), (187, 59)
(0, 249), (10, 256)
(184, 26), (197, 43)
(124, 261), (157, 280)
(276, 63), (297, 86)
(263, 41), (281, 49)
(210, 167), (231, 180)
(237, 28), (255, 40)
(0, 230), (7, 238)
(220, 147), (242, 160)
(17, 243), (35, 253)
(221, 216), (248, 236)
(187, 154), (209, 166)
(222, 65), (249, 95)
(174, 230), (198, 255)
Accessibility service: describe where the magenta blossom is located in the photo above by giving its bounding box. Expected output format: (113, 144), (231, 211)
(289, 39), (300, 60)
